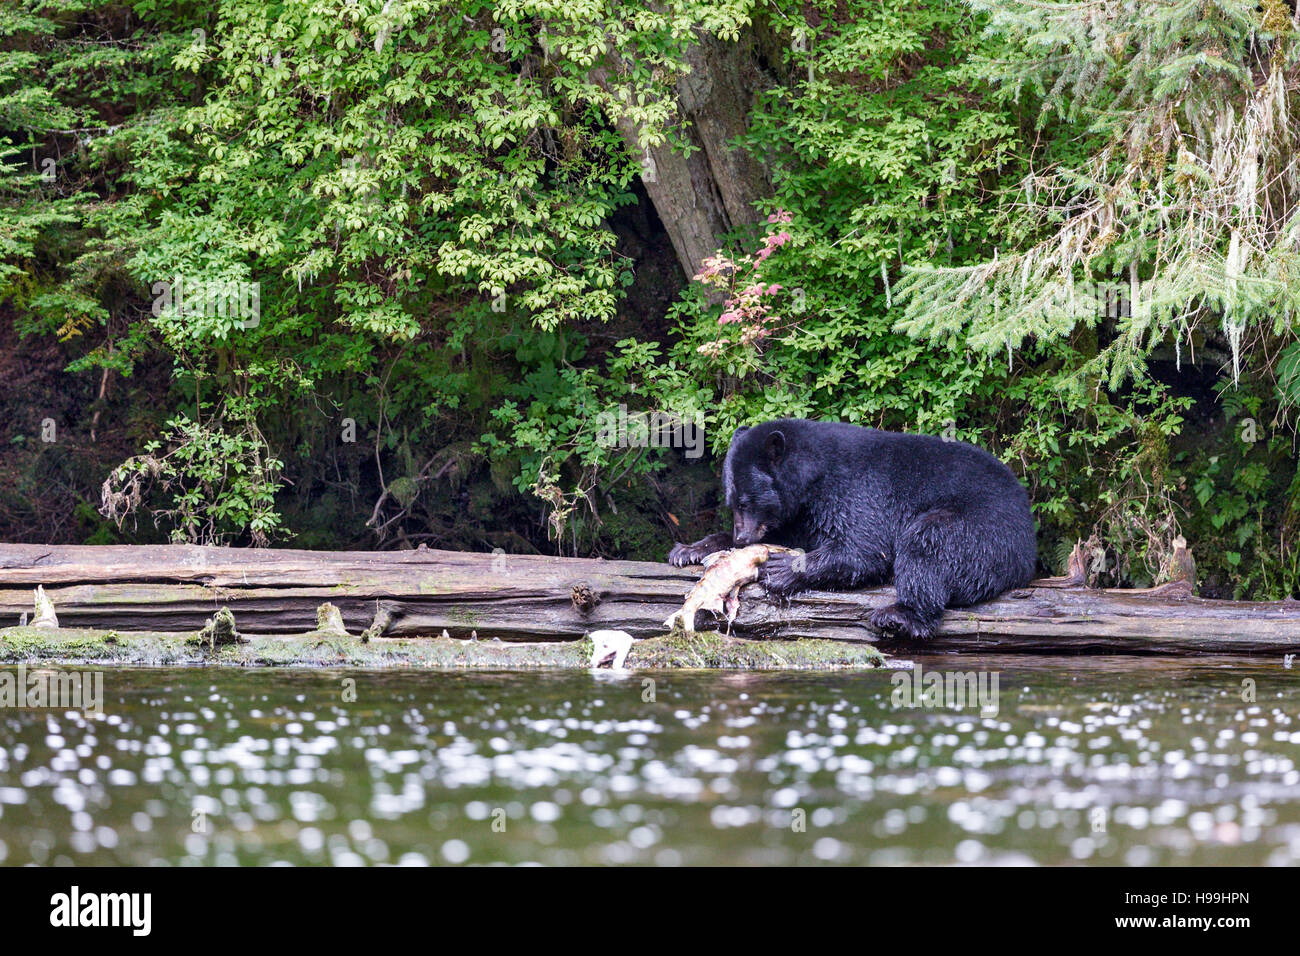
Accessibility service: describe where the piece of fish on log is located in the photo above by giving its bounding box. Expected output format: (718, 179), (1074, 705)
(664, 545), (795, 635)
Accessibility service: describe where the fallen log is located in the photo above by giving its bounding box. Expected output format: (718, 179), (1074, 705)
(1, 543), (1298, 654)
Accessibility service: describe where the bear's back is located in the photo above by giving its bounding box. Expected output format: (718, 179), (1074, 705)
(752, 419), (1020, 488)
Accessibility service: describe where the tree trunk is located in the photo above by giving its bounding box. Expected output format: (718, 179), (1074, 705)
(594, 32), (771, 278)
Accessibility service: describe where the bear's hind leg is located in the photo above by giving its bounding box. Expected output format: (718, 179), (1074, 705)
(868, 602), (939, 641)
(869, 507), (965, 640)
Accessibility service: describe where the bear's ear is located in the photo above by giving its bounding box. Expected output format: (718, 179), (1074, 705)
(765, 429), (786, 465)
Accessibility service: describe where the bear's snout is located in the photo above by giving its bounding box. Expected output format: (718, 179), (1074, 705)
(732, 517), (767, 546)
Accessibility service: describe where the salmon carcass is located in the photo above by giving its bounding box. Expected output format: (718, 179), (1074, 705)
(663, 544), (798, 635)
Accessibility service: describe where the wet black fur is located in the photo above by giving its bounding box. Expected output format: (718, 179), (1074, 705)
(667, 419), (1038, 640)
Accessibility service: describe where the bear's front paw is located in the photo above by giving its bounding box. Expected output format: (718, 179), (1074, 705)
(760, 551), (808, 597)
(868, 603), (935, 640)
(667, 542), (709, 567)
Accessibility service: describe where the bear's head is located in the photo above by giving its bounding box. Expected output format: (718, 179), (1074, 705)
(722, 421), (806, 546)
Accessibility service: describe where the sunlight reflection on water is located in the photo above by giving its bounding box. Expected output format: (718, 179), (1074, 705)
(0, 655), (1297, 865)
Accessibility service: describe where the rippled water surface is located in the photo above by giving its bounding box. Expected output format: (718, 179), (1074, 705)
(1, 656), (1298, 865)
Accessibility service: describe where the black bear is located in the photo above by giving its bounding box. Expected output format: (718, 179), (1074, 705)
(667, 419), (1038, 639)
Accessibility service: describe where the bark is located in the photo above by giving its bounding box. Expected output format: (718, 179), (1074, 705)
(593, 31), (771, 278)
(2, 544), (1299, 655)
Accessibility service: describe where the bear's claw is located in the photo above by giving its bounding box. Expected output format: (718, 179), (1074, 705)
(667, 533), (735, 567)
(868, 603), (935, 640)
(667, 543), (709, 567)
(759, 551), (807, 597)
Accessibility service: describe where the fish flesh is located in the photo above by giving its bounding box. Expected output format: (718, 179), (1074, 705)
(664, 544), (798, 635)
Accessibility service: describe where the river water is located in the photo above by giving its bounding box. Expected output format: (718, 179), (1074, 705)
(0, 655), (1297, 865)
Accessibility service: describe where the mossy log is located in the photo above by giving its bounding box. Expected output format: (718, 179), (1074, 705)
(0, 626), (885, 671)
(1, 543), (1299, 654)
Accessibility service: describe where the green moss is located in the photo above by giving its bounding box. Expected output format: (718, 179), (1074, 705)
(0, 626), (886, 670)
(193, 607), (242, 648)
(0, 627), (204, 664)
(630, 631), (884, 669)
